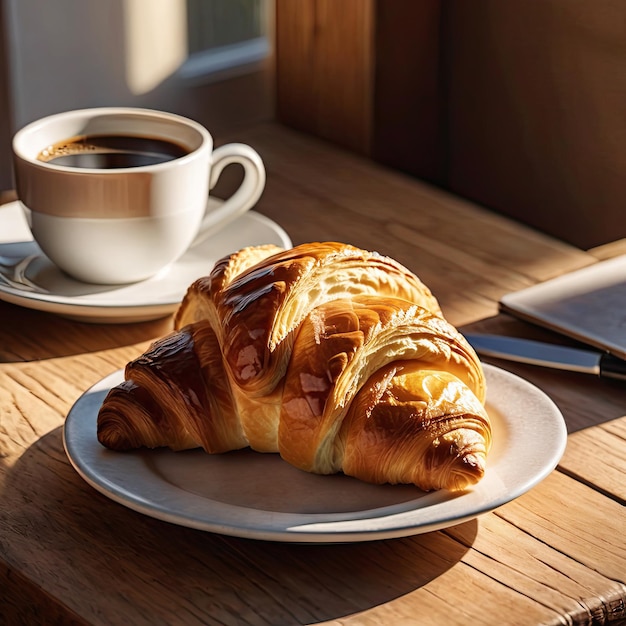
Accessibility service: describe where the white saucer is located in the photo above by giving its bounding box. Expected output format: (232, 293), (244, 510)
(0, 200), (292, 323)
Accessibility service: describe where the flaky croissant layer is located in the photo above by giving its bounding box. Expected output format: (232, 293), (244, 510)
(97, 242), (491, 492)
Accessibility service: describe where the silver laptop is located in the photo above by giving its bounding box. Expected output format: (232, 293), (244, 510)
(499, 255), (626, 360)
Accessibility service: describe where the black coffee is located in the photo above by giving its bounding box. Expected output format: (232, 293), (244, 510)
(37, 134), (189, 168)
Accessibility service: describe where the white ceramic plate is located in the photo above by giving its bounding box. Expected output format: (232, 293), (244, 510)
(0, 200), (292, 323)
(63, 364), (567, 543)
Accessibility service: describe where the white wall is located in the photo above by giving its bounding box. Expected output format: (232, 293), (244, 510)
(5, 0), (133, 130)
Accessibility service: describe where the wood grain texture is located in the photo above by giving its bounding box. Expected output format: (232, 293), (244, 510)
(372, 0), (445, 184)
(0, 301), (172, 364)
(276, 0), (375, 154)
(275, 1), (626, 249)
(245, 123), (594, 328)
(275, 0), (446, 184)
(589, 238), (626, 261)
(1, 124), (625, 625)
(1, 395), (624, 625)
(559, 417), (626, 504)
(444, 0), (626, 249)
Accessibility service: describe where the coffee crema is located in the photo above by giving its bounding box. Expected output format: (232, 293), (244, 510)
(37, 134), (189, 168)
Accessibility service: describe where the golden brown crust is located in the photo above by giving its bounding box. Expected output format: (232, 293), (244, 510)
(98, 242), (490, 492)
(97, 322), (246, 454)
(212, 242), (442, 396)
(277, 296), (486, 475)
(341, 365), (490, 491)
(174, 244), (284, 330)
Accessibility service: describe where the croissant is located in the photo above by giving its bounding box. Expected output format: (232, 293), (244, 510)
(98, 242), (491, 492)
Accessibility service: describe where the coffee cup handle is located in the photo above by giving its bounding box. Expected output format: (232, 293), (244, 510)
(191, 143), (266, 246)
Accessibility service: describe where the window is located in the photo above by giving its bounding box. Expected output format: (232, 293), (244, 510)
(180, 0), (270, 82)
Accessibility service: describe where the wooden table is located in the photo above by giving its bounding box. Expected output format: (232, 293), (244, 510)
(1, 124), (624, 626)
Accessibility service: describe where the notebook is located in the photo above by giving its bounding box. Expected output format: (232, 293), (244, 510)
(499, 255), (626, 360)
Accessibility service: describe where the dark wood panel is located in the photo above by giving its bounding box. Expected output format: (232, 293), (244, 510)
(373, 0), (445, 184)
(275, 0), (444, 183)
(275, 0), (375, 155)
(443, 0), (626, 248)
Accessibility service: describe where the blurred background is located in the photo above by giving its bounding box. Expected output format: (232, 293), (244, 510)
(1, 0), (625, 249)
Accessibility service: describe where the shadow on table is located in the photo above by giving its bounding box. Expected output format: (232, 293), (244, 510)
(0, 300), (172, 362)
(2, 427), (477, 625)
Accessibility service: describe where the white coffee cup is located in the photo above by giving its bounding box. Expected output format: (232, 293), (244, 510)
(12, 107), (266, 284)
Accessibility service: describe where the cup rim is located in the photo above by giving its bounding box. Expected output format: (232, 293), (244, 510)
(12, 106), (213, 175)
